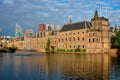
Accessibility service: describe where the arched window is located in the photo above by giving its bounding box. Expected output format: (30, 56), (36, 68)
(89, 38), (91, 42)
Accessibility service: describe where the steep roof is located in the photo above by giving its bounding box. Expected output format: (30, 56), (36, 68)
(91, 9), (108, 21)
(60, 21), (92, 32)
(94, 9), (99, 19)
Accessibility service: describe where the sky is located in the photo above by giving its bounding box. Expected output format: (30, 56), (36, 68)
(0, 0), (120, 36)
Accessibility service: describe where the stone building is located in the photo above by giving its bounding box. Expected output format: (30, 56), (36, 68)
(23, 10), (113, 53)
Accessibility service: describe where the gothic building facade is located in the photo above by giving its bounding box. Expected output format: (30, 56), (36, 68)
(13, 10), (113, 53)
(57, 10), (111, 53)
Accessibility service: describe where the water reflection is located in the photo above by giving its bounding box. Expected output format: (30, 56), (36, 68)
(0, 53), (5, 58)
(0, 53), (119, 80)
(46, 54), (109, 80)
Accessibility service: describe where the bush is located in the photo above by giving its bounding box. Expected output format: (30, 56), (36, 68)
(56, 48), (86, 53)
(45, 38), (50, 51)
(9, 46), (18, 52)
(82, 49), (86, 52)
(60, 49), (63, 51)
(45, 47), (50, 51)
(75, 48), (81, 52)
(70, 49), (74, 52)
(3, 46), (9, 50)
(62, 49), (65, 52)
(57, 49), (59, 51)
(66, 49), (69, 52)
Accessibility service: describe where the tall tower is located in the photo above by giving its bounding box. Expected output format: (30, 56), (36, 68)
(91, 9), (110, 53)
(91, 9), (100, 29)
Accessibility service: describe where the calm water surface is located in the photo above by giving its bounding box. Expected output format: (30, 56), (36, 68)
(0, 52), (120, 80)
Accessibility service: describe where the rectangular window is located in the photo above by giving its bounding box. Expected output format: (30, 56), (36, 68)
(78, 37), (79, 41)
(73, 37), (75, 41)
(96, 38), (98, 42)
(89, 33), (91, 36)
(59, 38), (60, 42)
(93, 38), (95, 42)
(62, 39), (64, 42)
(74, 45), (76, 48)
(69, 38), (71, 41)
(66, 38), (67, 41)
(89, 38), (91, 42)
(82, 38), (84, 41)
(83, 45), (84, 48)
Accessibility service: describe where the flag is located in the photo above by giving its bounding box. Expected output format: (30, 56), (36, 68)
(15, 24), (23, 37)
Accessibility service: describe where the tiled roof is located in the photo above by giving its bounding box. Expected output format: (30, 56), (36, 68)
(60, 21), (92, 32)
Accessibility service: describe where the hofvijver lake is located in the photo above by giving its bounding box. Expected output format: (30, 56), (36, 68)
(0, 52), (120, 80)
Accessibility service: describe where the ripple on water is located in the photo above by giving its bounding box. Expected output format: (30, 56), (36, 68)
(6, 53), (45, 57)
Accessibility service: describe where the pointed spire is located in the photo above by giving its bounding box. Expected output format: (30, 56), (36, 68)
(94, 9), (99, 19)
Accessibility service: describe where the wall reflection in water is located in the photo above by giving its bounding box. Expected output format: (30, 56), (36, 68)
(46, 54), (110, 80)
(0, 53), (110, 80)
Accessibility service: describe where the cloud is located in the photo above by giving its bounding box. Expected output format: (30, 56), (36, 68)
(3, 0), (15, 5)
(96, 1), (107, 5)
(0, 0), (120, 36)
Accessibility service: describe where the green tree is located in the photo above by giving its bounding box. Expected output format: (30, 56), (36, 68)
(45, 38), (50, 51)
(114, 30), (120, 47)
